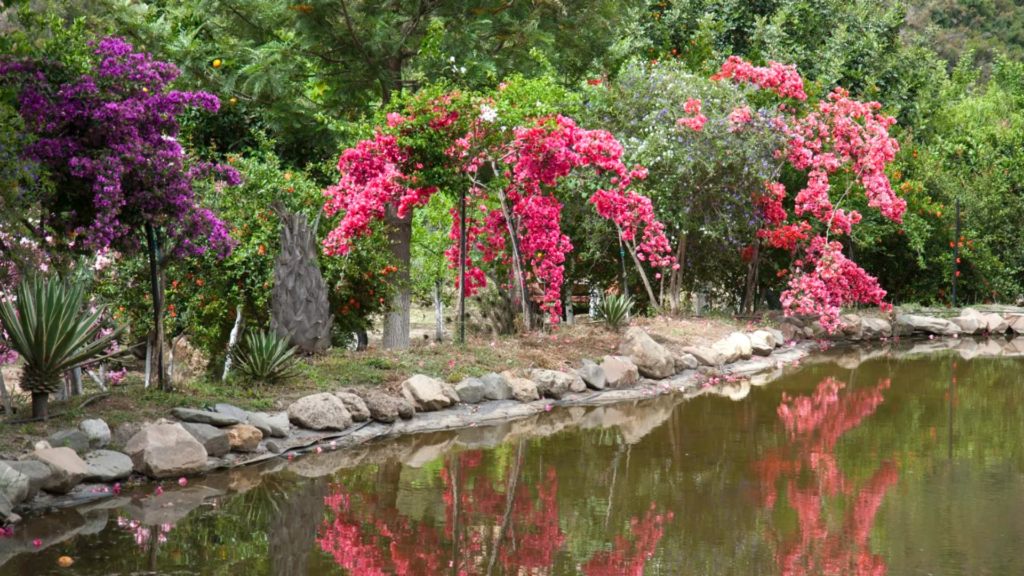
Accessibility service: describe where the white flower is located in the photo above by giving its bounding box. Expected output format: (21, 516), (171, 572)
(459, 66), (466, 74)
(479, 104), (498, 123)
(449, 56), (456, 63)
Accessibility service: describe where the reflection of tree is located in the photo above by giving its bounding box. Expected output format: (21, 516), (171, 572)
(316, 448), (670, 574)
(268, 477), (327, 576)
(753, 377), (899, 576)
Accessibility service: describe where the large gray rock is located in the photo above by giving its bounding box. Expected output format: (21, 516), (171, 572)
(3, 460), (50, 500)
(287, 393), (353, 430)
(79, 419), (111, 449)
(111, 422), (145, 450)
(766, 328), (786, 347)
(124, 423), (208, 479)
(0, 461), (29, 506)
(779, 322), (803, 343)
(749, 331), (775, 356)
(180, 422), (231, 458)
(681, 346), (725, 367)
(530, 369), (583, 400)
(951, 314), (985, 335)
(401, 374), (460, 411)
(171, 407), (240, 427)
(362, 392), (400, 423)
(333, 392), (371, 421)
(837, 314), (863, 340)
(618, 327), (675, 378)
(861, 318), (892, 339)
(578, 360), (606, 390)
(1006, 314), (1024, 335)
(501, 371), (540, 402)
(963, 308), (1008, 334)
(46, 429), (90, 453)
(214, 403), (249, 423)
(83, 450), (133, 482)
(566, 369), (587, 393)
(0, 492), (11, 520)
(454, 378), (489, 404)
(711, 333), (752, 363)
(479, 373), (514, 401)
(21, 447), (89, 494)
(247, 412), (289, 438)
(896, 314), (961, 336)
(600, 356), (639, 387)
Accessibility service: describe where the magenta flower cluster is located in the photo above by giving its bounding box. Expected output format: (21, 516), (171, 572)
(0, 37), (238, 257)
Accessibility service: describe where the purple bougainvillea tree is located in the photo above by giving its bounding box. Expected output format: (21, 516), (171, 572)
(0, 36), (239, 390)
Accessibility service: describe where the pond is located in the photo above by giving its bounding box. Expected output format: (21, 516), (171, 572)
(4, 346), (1024, 575)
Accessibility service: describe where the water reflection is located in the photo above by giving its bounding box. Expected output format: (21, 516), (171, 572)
(7, 352), (1024, 575)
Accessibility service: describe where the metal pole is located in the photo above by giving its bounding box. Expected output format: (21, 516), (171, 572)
(459, 188), (467, 344)
(952, 198), (960, 308)
(617, 235), (630, 301)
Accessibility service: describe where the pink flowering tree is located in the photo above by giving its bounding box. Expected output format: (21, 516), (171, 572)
(677, 57), (905, 330)
(323, 79), (673, 343)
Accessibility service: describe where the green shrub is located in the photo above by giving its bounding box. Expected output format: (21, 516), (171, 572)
(595, 293), (634, 330)
(230, 330), (300, 386)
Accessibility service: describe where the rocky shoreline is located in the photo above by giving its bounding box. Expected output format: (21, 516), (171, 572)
(2, 307), (1022, 522)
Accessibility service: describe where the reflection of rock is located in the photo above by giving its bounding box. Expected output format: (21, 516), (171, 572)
(0, 507), (86, 569)
(289, 449), (369, 478)
(750, 368), (783, 387)
(119, 485), (221, 525)
(402, 436), (457, 468)
(79, 508), (109, 536)
(227, 466), (263, 494)
(1002, 338), (1024, 356)
(578, 396), (680, 444)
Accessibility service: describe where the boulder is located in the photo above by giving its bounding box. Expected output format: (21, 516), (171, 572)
(247, 412), (289, 438)
(46, 430), (90, 453)
(79, 419), (111, 449)
(951, 314), (985, 335)
(124, 424), (208, 479)
(530, 369), (584, 400)
(766, 328), (786, 347)
(0, 461), (29, 506)
(21, 447), (89, 494)
(401, 374), (460, 411)
(567, 369), (587, 393)
(288, 393), (353, 430)
(892, 316), (915, 337)
(362, 392), (401, 423)
(0, 492), (11, 521)
(599, 356), (640, 387)
(333, 392), (371, 422)
(501, 371), (540, 402)
(749, 331), (775, 356)
(963, 308), (1008, 334)
(83, 450), (133, 482)
(896, 314), (961, 336)
(681, 346), (725, 367)
(837, 314), (863, 340)
(111, 422), (145, 450)
(861, 318), (893, 339)
(779, 322), (803, 343)
(1006, 314), (1024, 335)
(179, 422), (231, 458)
(3, 460), (50, 501)
(618, 327), (675, 378)
(454, 378), (489, 404)
(213, 404), (249, 423)
(171, 407), (240, 427)
(712, 333), (752, 363)
(479, 373), (514, 401)
(674, 353), (699, 371)
(225, 424), (263, 453)
(578, 360), (606, 390)
(780, 316), (805, 328)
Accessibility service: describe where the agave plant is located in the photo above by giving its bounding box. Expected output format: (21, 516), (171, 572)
(230, 330), (301, 386)
(595, 292), (633, 330)
(0, 277), (118, 419)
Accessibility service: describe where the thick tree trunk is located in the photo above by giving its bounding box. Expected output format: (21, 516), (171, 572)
(668, 233), (688, 313)
(383, 205), (412, 349)
(145, 224), (167, 390)
(31, 392), (47, 419)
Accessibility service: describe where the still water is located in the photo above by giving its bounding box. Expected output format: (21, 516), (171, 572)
(4, 347), (1024, 575)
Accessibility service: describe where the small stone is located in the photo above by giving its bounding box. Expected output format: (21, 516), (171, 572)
(479, 373), (514, 400)
(2, 460), (50, 501)
(395, 397), (415, 420)
(21, 447), (89, 494)
(779, 322), (803, 343)
(124, 424), (209, 479)
(681, 346), (725, 366)
(530, 369), (581, 400)
(749, 331), (775, 356)
(599, 356), (639, 388)
(675, 353), (699, 371)
(79, 419), (111, 449)
(247, 412), (289, 438)
(266, 441), (285, 454)
(46, 430), (90, 453)
(400, 375), (460, 411)
(333, 392), (371, 422)
(287, 393), (352, 430)
(362, 392), (401, 423)
(170, 407), (240, 427)
(766, 328), (786, 347)
(578, 360), (606, 390)
(214, 403), (249, 422)
(0, 461), (30, 506)
(179, 422), (231, 458)
(83, 450), (133, 482)
(225, 424), (263, 453)
(32, 440), (52, 452)
(454, 378), (489, 404)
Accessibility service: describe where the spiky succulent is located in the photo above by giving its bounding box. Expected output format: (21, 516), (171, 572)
(595, 293), (633, 330)
(230, 330), (301, 386)
(0, 277), (118, 417)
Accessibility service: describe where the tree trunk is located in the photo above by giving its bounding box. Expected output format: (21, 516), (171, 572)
(668, 233), (688, 313)
(145, 224), (167, 391)
(383, 205), (412, 349)
(433, 281), (444, 342)
(31, 392), (47, 419)
(223, 304), (244, 381)
(741, 242), (760, 314)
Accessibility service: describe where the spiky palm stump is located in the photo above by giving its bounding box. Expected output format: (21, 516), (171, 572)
(269, 201), (333, 353)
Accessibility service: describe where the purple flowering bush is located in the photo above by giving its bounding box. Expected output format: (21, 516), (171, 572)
(0, 36), (239, 259)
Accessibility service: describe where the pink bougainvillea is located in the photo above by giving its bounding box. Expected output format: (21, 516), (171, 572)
(324, 93), (673, 322)
(678, 57), (905, 330)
